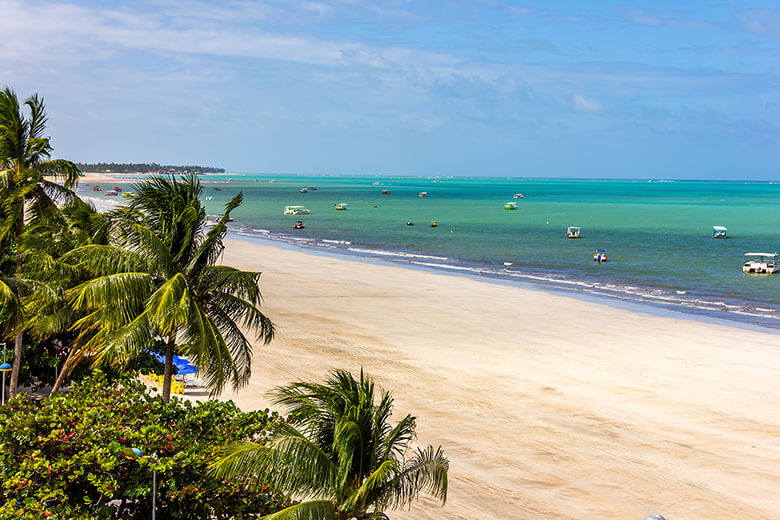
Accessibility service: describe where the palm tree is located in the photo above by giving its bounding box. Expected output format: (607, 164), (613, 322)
(21, 198), (114, 394)
(0, 87), (80, 395)
(210, 369), (449, 520)
(66, 175), (274, 402)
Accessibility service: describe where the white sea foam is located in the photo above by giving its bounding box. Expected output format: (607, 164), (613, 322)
(346, 247), (450, 261)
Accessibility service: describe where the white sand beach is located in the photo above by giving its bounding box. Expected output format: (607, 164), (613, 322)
(220, 238), (779, 520)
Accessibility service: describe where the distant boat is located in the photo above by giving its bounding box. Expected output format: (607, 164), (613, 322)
(419, 192), (428, 198)
(593, 249), (608, 262)
(513, 193), (524, 199)
(742, 253), (778, 274)
(292, 220), (306, 229)
(335, 203), (348, 210)
(406, 221), (414, 226)
(712, 226), (728, 239)
(205, 196), (213, 201)
(113, 186), (123, 192)
(381, 190), (391, 195)
(104, 190), (119, 196)
(92, 185), (102, 191)
(430, 220), (437, 227)
(299, 188), (308, 193)
(284, 206), (310, 215)
(309, 186), (317, 191)
(214, 187), (222, 191)
(504, 202), (517, 210)
(567, 226), (581, 239)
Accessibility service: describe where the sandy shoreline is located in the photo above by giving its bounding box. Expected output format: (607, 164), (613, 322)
(215, 238), (780, 520)
(77, 171), (230, 184)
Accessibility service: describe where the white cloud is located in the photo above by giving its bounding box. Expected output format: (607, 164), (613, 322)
(572, 94), (603, 112)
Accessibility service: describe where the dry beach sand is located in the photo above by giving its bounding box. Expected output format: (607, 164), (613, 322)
(218, 238), (780, 520)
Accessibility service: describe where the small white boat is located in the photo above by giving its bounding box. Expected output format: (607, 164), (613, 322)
(742, 253), (778, 274)
(593, 249), (608, 262)
(712, 226), (728, 239)
(334, 203), (348, 210)
(567, 226), (580, 239)
(284, 206), (310, 215)
(419, 192), (428, 198)
(513, 193), (524, 199)
(299, 188), (308, 193)
(504, 202), (517, 210)
(205, 196), (213, 201)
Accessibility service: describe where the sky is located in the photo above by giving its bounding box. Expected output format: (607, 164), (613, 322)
(1, 0), (778, 179)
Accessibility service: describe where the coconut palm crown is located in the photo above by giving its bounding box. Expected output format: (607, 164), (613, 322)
(0, 87), (80, 395)
(65, 175), (274, 402)
(210, 369), (449, 520)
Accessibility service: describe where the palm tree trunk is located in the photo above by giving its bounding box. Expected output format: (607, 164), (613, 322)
(51, 348), (75, 394)
(9, 333), (23, 396)
(161, 336), (176, 403)
(9, 211), (25, 396)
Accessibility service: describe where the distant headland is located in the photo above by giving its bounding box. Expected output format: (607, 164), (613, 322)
(75, 162), (225, 174)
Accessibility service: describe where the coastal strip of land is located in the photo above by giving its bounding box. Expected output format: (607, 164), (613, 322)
(220, 238), (780, 520)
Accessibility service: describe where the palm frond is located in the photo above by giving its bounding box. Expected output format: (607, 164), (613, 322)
(146, 272), (190, 334)
(390, 446), (449, 508)
(63, 244), (152, 276)
(34, 159), (80, 189)
(341, 459), (401, 511)
(69, 272), (153, 325)
(379, 414), (417, 462)
(186, 192), (242, 274)
(212, 424), (338, 498)
(260, 500), (334, 520)
(209, 440), (270, 480)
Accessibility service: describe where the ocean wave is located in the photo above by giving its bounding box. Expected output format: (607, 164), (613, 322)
(345, 247), (451, 261)
(222, 226), (780, 328)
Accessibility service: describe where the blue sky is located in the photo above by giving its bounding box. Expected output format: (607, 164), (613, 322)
(1, 0), (778, 179)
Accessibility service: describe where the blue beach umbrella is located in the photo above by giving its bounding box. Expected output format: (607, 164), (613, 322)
(176, 365), (198, 376)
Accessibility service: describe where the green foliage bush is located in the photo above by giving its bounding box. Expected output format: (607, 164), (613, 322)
(0, 373), (289, 519)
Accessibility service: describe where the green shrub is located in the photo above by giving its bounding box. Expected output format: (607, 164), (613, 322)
(0, 372), (288, 519)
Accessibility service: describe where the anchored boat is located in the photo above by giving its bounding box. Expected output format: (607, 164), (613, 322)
(504, 202), (517, 210)
(593, 249), (608, 262)
(292, 221), (306, 229)
(513, 193), (524, 199)
(567, 226), (581, 239)
(712, 226), (728, 239)
(284, 206), (310, 215)
(335, 203), (348, 210)
(742, 253), (778, 274)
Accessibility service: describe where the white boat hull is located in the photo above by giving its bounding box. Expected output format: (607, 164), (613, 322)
(743, 264), (778, 274)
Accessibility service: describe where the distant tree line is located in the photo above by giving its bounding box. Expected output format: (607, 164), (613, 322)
(75, 162), (225, 174)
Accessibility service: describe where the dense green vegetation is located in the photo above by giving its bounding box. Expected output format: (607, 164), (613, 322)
(0, 373), (288, 519)
(75, 162), (225, 174)
(1, 88), (448, 519)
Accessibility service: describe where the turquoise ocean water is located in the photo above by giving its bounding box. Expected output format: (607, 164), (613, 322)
(81, 176), (780, 329)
